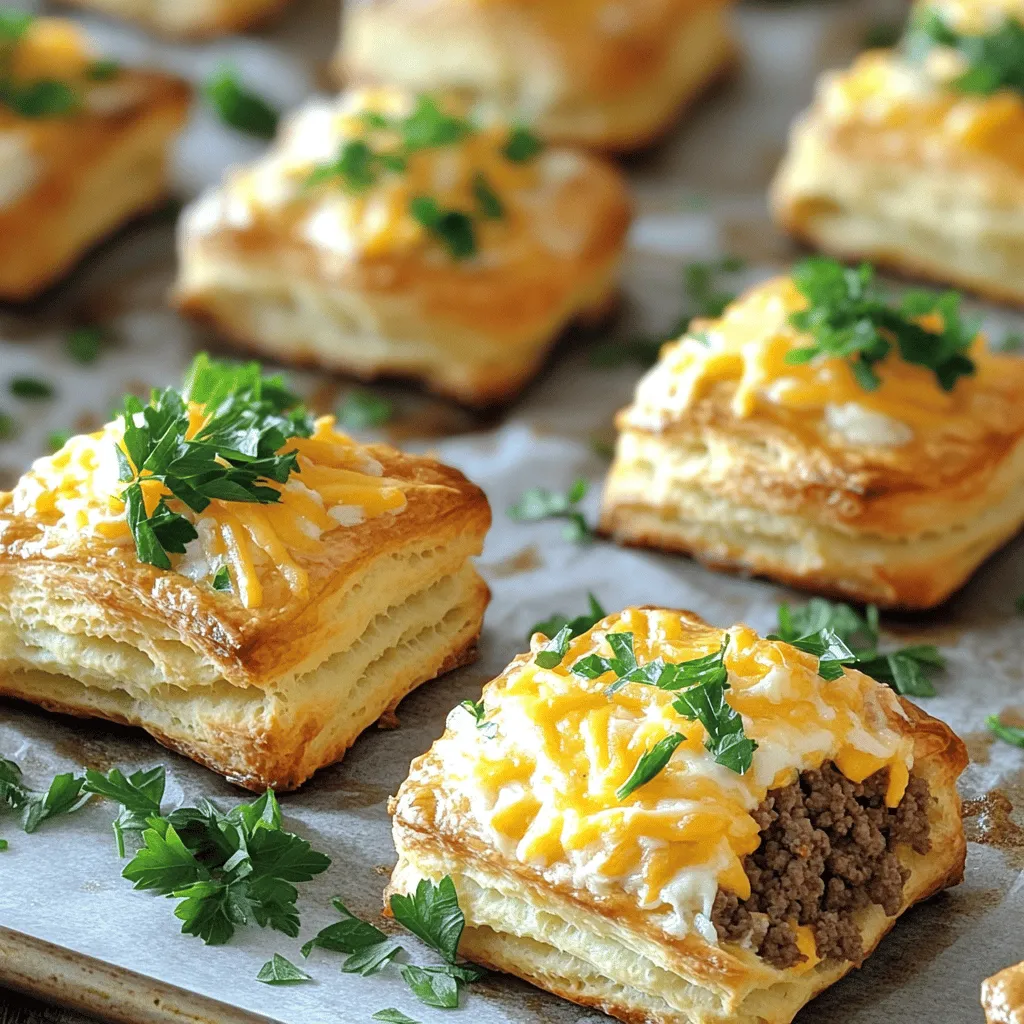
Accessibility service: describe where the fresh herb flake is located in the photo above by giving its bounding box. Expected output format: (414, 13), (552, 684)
(409, 196), (476, 260)
(389, 876), (464, 965)
(204, 66), (279, 140)
(336, 389), (394, 430)
(507, 478), (592, 543)
(372, 1011), (420, 1024)
(211, 566), (232, 592)
(257, 954), (312, 985)
(66, 326), (104, 364)
(616, 733), (685, 800)
(503, 125), (543, 163)
(10, 376), (54, 400)
(988, 715), (1024, 749)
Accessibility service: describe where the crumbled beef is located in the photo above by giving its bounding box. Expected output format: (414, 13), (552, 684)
(710, 762), (932, 970)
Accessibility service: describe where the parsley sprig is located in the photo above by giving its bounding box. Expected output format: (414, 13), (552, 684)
(772, 597), (945, 697)
(787, 257), (978, 392)
(0, 13), (84, 119)
(115, 354), (314, 571)
(0, 758), (91, 841)
(528, 592), (606, 643)
(616, 734), (685, 800)
(204, 65), (279, 140)
(904, 9), (1024, 96)
(988, 715), (1024, 749)
(507, 478), (592, 542)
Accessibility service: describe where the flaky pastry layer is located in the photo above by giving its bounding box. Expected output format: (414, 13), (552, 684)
(59, 0), (295, 38)
(337, 0), (736, 150)
(0, 447), (491, 790)
(0, 71), (190, 301)
(984, 960), (1024, 1024)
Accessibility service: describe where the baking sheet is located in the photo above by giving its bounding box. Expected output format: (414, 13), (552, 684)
(1, 1), (1023, 1021)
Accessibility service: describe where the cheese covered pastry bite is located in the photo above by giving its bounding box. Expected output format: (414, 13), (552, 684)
(600, 260), (1024, 609)
(772, 0), (1024, 304)
(175, 88), (630, 407)
(985, 960), (1024, 1024)
(0, 356), (491, 791)
(388, 607), (967, 1024)
(0, 11), (190, 301)
(336, 0), (736, 151)
(60, 0), (294, 38)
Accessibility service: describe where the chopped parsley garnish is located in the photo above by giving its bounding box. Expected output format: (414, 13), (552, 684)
(409, 196), (477, 260)
(863, 21), (902, 49)
(82, 765), (165, 856)
(119, 787), (329, 945)
(616, 733), (685, 800)
(458, 699), (496, 737)
(9, 376), (54, 399)
(86, 58), (121, 82)
(0, 10), (32, 40)
(211, 566), (232, 592)
(472, 172), (504, 219)
(48, 430), (71, 452)
(400, 95), (472, 151)
(115, 353), (315, 571)
(988, 715), (1024, 749)
(534, 624), (574, 669)
(528, 592), (606, 644)
(590, 256), (745, 368)
(301, 897), (401, 974)
(0, 411), (16, 439)
(904, 9), (1024, 96)
(66, 326), (105, 364)
(0, 79), (79, 118)
(507, 477), (592, 543)
(0, 758), (91, 838)
(373, 1012), (420, 1024)
(204, 66), (279, 140)
(503, 125), (543, 163)
(306, 139), (406, 192)
(573, 631), (683, 693)
(336, 389), (394, 430)
(256, 954), (312, 985)
(786, 257), (978, 392)
(772, 597), (945, 697)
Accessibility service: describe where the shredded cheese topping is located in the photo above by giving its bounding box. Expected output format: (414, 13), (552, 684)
(414, 609), (913, 944)
(624, 277), (1015, 445)
(818, 49), (1024, 169)
(185, 86), (590, 263)
(2, 412), (407, 609)
(927, 0), (1024, 34)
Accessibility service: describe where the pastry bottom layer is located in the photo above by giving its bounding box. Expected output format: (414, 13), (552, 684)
(600, 432), (1024, 609)
(0, 562), (489, 791)
(983, 960), (1024, 1024)
(175, 246), (620, 407)
(0, 92), (186, 301)
(60, 0), (292, 38)
(771, 115), (1024, 306)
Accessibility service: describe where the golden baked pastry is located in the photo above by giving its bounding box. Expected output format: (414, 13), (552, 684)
(59, 0), (294, 38)
(175, 86), (631, 407)
(0, 356), (491, 791)
(387, 606), (968, 1024)
(0, 12), (190, 301)
(336, 0), (737, 151)
(985, 960), (1024, 1024)
(599, 262), (1024, 609)
(772, 0), (1024, 304)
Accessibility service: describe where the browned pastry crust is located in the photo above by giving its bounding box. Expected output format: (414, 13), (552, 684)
(336, 0), (738, 151)
(984, 960), (1024, 1024)
(386, 610), (968, 1023)
(58, 0), (296, 39)
(0, 447), (492, 791)
(0, 71), (190, 301)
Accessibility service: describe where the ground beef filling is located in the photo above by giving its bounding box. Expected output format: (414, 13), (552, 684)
(710, 762), (932, 970)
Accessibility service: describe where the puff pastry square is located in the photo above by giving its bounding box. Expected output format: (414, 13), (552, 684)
(0, 15), (190, 301)
(0, 359), (491, 791)
(772, 0), (1024, 304)
(985, 960), (1024, 1024)
(175, 87), (631, 407)
(387, 606), (968, 1024)
(599, 272), (1024, 609)
(59, 0), (295, 38)
(336, 0), (736, 152)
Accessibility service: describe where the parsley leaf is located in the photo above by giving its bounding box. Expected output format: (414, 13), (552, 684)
(473, 172), (504, 219)
(904, 9), (1024, 96)
(115, 353), (315, 571)
(301, 896), (402, 977)
(507, 478), (592, 543)
(0, 759), (29, 812)
(336, 389), (393, 430)
(86, 59), (121, 82)
(528, 592), (606, 643)
(204, 66), (279, 140)
(119, 788), (329, 945)
(533, 624), (574, 669)
(787, 257), (977, 393)
(21, 773), (90, 833)
(503, 125), (543, 163)
(256, 954), (311, 985)
(458, 699), (495, 738)
(0, 10), (32, 40)
(773, 597), (944, 697)
(616, 733), (685, 800)
(400, 95), (471, 152)
(66, 326), (105, 364)
(9, 376), (54, 399)
(409, 196), (477, 260)
(373, 1012), (420, 1024)
(306, 139), (405, 192)
(400, 965), (460, 1008)
(988, 715), (1024, 749)
(0, 411), (16, 439)
(211, 566), (232, 592)
(83, 765), (165, 856)
(389, 877), (464, 964)
(0, 79), (79, 118)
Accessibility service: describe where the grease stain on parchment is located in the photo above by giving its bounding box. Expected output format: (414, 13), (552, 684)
(963, 789), (1024, 870)
(482, 545), (544, 580)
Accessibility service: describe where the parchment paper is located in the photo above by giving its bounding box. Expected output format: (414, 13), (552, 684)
(0, 1), (1022, 1021)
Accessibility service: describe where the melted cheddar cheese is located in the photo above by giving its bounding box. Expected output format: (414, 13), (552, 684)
(422, 608), (914, 945)
(926, 0), (1024, 34)
(625, 276), (1014, 446)
(818, 48), (1024, 170)
(2, 412), (406, 609)
(185, 87), (592, 264)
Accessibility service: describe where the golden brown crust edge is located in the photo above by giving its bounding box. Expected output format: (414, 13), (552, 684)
(385, 614), (968, 1023)
(983, 961), (1024, 1024)
(59, 0), (295, 39)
